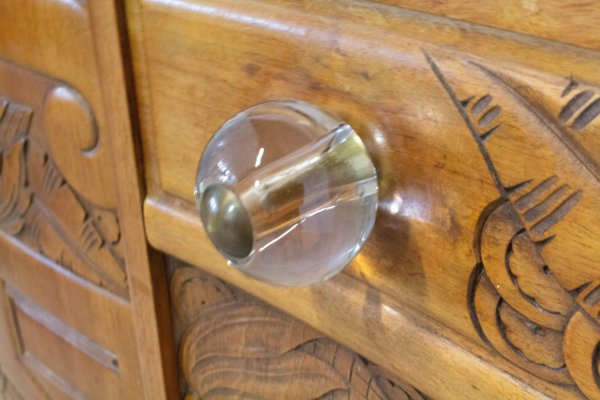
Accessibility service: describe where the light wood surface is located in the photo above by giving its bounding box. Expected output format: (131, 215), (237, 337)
(130, 0), (600, 398)
(0, 367), (23, 400)
(85, 2), (179, 398)
(4, 0), (599, 398)
(373, 0), (600, 51)
(145, 197), (559, 400)
(0, 0), (177, 398)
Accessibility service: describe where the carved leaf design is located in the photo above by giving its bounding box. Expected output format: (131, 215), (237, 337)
(189, 344), (347, 399)
(0, 101), (31, 234)
(181, 303), (345, 399)
(0, 140), (29, 235)
(425, 51), (600, 398)
(0, 94), (127, 298)
(22, 145), (127, 296)
(479, 202), (574, 331)
(471, 266), (572, 384)
(563, 312), (600, 400)
(367, 365), (428, 400)
(171, 267), (236, 325)
(181, 302), (323, 361)
(173, 265), (428, 400)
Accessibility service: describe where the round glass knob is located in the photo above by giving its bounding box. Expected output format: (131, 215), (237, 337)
(195, 100), (378, 285)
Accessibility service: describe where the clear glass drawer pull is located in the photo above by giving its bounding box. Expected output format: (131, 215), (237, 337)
(195, 100), (378, 285)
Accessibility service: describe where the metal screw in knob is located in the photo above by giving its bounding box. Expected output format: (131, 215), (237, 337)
(199, 183), (253, 260)
(195, 100), (378, 286)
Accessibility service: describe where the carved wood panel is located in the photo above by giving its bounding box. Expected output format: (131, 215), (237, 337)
(0, 0), (167, 397)
(170, 260), (429, 400)
(0, 61), (128, 299)
(0, 60), (145, 398)
(424, 52), (600, 399)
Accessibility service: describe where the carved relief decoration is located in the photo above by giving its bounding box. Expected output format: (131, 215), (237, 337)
(0, 368), (23, 400)
(425, 51), (600, 399)
(0, 68), (128, 298)
(170, 263), (429, 400)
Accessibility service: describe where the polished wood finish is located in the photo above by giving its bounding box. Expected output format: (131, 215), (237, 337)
(2, 0), (599, 398)
(358, 0), (600, 50)
(0, 1), (176, 398)
(0, 368), (23, 400)
(169, 258), (428, 400)
(129, 0), (600, 399)
(145, 198), (560, 400)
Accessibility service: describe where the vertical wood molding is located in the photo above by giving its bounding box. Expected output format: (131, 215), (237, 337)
(87, 0), (180, 397)
(0, 368), (23, 400)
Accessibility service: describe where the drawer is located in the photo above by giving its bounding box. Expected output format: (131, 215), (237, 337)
(126, 0), (600, 399)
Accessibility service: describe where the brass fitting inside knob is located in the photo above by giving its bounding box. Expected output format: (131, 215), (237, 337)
(198, 183), (253, 260)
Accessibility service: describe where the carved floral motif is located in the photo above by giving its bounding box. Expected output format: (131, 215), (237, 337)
(171, 263), (428, 400)
(0, 94), (127, 298)
(427, 51), (600, 399)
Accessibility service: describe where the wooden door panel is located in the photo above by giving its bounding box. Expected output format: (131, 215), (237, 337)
(0, 368), (25, 400)
(0, 0), (119, 210)
(0, 73), (142, 398)
(0, 0), (176, 398)
(0, 236), (141, 399)
(6, 286), (121, 399)
(0, 60), (128, 299)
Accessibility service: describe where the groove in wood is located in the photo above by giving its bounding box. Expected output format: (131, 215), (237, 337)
(427, 51), (600, 399)
(0, 367), (23, 400)
(0, 60), (128, 298)
(6, 284), (119, 372)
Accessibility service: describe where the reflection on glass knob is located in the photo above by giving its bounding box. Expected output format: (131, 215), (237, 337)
(195, 100), (378, 286)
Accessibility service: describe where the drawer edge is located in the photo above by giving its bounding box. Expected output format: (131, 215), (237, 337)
(144, 194), (565, 400)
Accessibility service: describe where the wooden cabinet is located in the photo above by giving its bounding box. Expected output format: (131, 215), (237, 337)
(2, 0), (600, 399)
(0, 1), (174, 398)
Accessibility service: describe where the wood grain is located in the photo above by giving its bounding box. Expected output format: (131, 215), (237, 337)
(373, 0), (600, 51)
(0, 368), (23, 400)
(0, 233), (144, 399)
(145, 195), (563, 400)
(0, 0), (177, 398)
(85, 1), (180, 398)
(0, 87), (127, 298)
(129, 0), (600, 398)
(170, 260), (429, 400)
(270, 0), (600, 51)
(0, 0), (117, 209)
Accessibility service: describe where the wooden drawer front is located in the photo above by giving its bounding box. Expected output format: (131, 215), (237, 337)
(128, 0), (600, 398)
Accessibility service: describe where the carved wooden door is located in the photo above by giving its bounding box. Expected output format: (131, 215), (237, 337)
(0, 1), (173, 399)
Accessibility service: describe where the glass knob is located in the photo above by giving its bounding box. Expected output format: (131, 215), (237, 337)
(195, 100), (378, 285)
